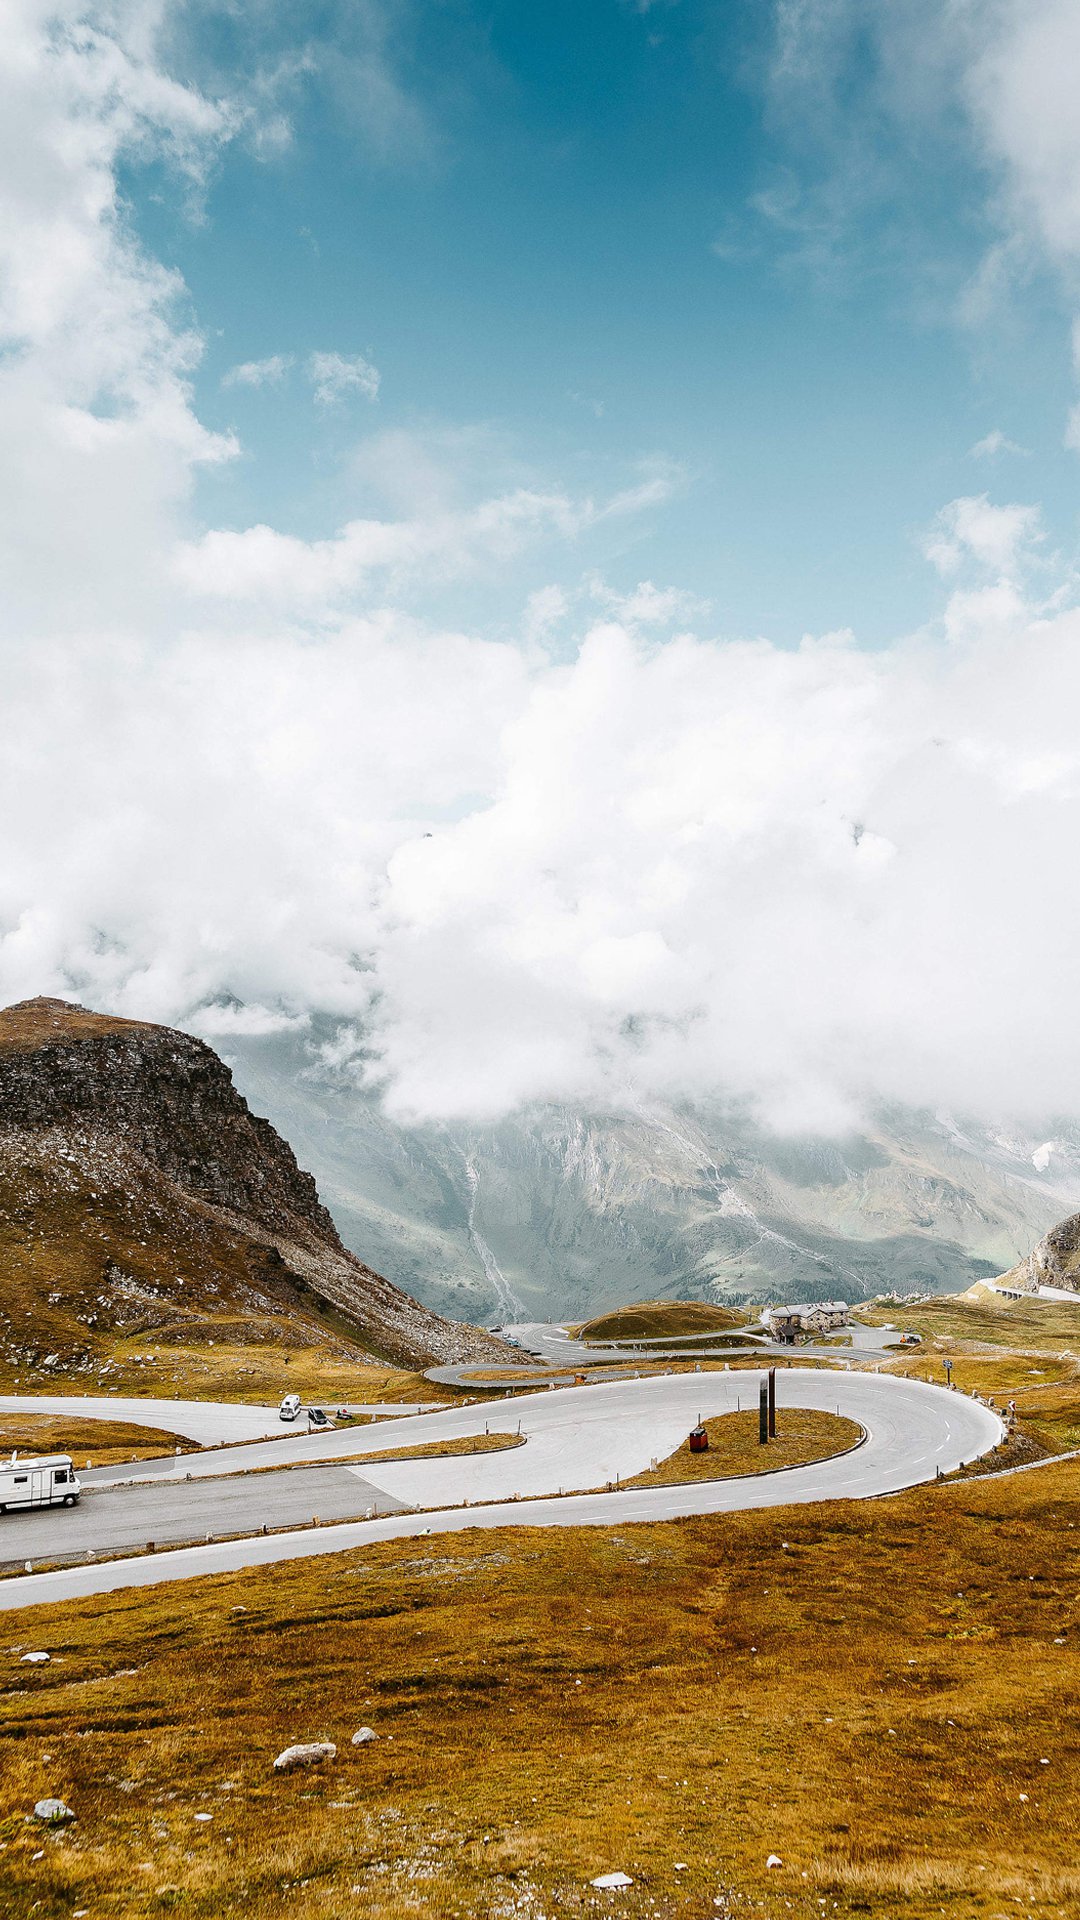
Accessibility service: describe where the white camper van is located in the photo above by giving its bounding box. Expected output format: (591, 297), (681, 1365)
(0, 1454), (81, 1513)
(279, 1393), (302, 1422)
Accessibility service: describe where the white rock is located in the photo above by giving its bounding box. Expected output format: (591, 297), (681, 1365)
(273, 1742), (336, 1772)
(351, 1727), (377, 1746)
(21, 1652), (50, 1665)
(766, 1854), (783, 1868)
(591, 1872), (633, 1889)
(34, 1799), (75, 1825)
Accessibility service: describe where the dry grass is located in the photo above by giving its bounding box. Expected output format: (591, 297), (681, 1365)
(3, 1314), (451, 1410)
(0, 998), (151, 1054)
(86, 1336), (449, 1409)
(574, 1300), (749, 1342)
(1, 1461), (1079, 1919)
(884, 1348), (1078, 1394)
(621, 1408), (862, 1488)
(1013, 1384), (1080, 1455)
(859, 1292), (1080, 1351)
(0, 1417), (197, 1469)
(0, 1122), (457, 1403)
(338, 1433), (525, 1466)
(456, 1368), (554, 1383)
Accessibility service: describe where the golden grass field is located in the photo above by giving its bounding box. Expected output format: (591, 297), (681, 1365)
(0, 1416), (198, 1469)
(859, 1290), (1080, 1353)
(0, 1293), (1076, 1918)
(1, 1455), (1078, 1920)
(622, 1408), (863, 1489)
(0, 1328), (455, 1410)
(574, 1300), (750, 1342)
(339, 1432), (524, 1466)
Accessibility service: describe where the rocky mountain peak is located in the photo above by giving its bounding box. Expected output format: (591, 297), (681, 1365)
(0, 995), (333, 1243)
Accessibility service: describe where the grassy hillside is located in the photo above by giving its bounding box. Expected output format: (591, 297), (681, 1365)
(0, 1125), (435, 1399)
(0, 1415), (198, 1468)
(858, 1288), (1080, 1352)
(576, 1299), (749, 1342)
(0, 995), (507, 1392)
(2, 1461), (1079, 1919)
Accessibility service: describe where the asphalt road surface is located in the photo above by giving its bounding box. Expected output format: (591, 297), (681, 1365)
(0, 1370), (1003, 1609)
(0, 1394), (438, 1444)
(0, 1466), (406, 1565)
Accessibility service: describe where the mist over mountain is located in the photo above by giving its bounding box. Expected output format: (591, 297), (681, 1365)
(219, 1021), (1080, 1325)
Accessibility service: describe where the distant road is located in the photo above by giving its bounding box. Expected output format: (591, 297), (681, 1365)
(0, 1371), (1003, 1610)
(426, 1317), (905, 1387)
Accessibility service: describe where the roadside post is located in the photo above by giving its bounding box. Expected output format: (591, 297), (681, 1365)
(758, 1376), (769, 1446)
(943, 1358), (953, 1388)
(767, 1366), (776, 1438)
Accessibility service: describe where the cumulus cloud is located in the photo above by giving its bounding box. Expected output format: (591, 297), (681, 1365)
(307, 350), (381, 405)
(923, 495), (1043, 581)
(222, 354), (294, 388)
(8, 560), (1080, 1134)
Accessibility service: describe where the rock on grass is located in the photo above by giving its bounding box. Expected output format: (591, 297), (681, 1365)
(273, 1742), (336, 1772)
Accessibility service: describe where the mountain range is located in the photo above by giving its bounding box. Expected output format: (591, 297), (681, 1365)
(217, 1019), (1080, 1326)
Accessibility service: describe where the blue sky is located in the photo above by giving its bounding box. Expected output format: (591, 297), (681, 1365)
(5, 2), (1080, 1129)
(126, 0), (1077, 645)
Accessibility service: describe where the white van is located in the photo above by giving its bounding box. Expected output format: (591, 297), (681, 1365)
(279, 1393), (302, 1422)
(0, 1454), (81, 1513)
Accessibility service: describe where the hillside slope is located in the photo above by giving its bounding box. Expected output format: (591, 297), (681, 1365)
(0, 997), (505, 1380)
(218, 1021), (1080, 1323)
(995, 1209), (1080, 1296)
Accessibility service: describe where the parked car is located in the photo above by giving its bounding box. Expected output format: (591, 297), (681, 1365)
(279, 1393), (302, 1422)
(306, 1407), (332, 1428)
(0, 1453), (81, 1513)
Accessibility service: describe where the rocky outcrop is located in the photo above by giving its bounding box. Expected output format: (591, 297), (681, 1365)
(999, 1212), (1080, 1295)
(0, 997), (508, 1370)
(0, 998), (333, 1239)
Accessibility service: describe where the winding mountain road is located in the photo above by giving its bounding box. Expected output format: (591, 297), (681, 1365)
(0, 1370), (1003, 1610)
(425, 1318), (906, 1387)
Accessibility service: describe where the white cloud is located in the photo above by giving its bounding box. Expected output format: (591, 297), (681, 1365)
(173, 475), (679, 612)
(222, 354), (294, 388)
(522, 584), (568, 644)
(308, 350), (381, 406)
(923, 495), (1042, 581)
(969, 428), (1030, 459)
(591, 579), (710, 627)
(8, 533), (1080, 1134)
(0, 1), (241, 630)
(960, 0), (1080, 266)
(8, 5), (1080, 1145)
(767, 2), (1080, 436)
